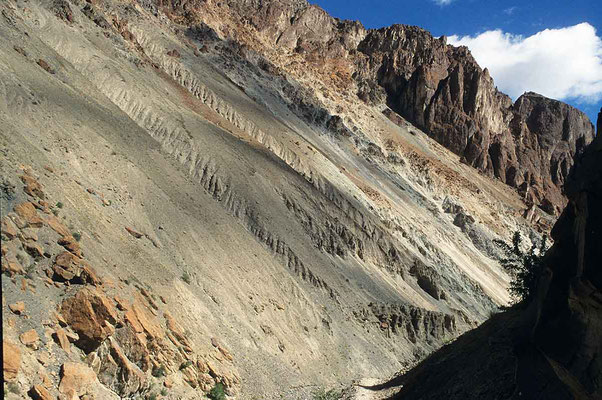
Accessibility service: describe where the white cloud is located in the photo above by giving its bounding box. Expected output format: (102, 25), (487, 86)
(448, 23), (602, 103)
(433, 0), (453, 6)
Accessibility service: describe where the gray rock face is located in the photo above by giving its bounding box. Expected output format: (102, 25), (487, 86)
(355, 25), (595, 215)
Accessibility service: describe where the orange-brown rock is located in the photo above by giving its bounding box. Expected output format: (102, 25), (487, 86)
(2, 259), (25, 276)
(58, 362), (96, 397)
(9, 301), (25, 314)
(1, 216), (18, 239)
(3, 340), (21, 382)
(21, 174), (45, 199)
(20, 328), (40, 349)
(164, 376), (174, 388)
(46, 216), (71, 237)
(114, 295), (130, 311)
(59, 287), (119, 352)
(79, 262), (102, 286)
(14, 202), (45, 227)
(54, 328), (71, 353)
(125, 226), (143, 238)
(29, 384), (53, 400)
(131, 298), (164, 340)
(58, 236), (82, 258)
(52, 251), (81, 282)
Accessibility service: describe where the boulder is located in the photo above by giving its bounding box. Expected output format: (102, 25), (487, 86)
(14, 202), (45, 227)
(28, 384), (53, 400)
(3, 340), (21, 382)
(58, 362), (97, 397)
(1, 216), (18, 239)
(9, 301), (25, 314)
(59, 287), (119, 352)
(20, 329), (40, 349)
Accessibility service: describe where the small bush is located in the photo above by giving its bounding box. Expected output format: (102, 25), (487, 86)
(208, 383), (226, 400)
(161, 388), (168, 396)
(494, 231), (548, 305)
(7, 382), (20, 394)
(152, 364), (167, 378)
(179, 360), (193, 370)
(56, 201), (64, 208)
(312, 388), (341, 400)
(52, 209), (59, 216)
(72, 232), (81, 241)
(181, 271), (191, 284)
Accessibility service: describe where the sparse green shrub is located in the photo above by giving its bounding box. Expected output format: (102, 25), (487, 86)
(56, 201), (64, 208)
(7, 382), (20, 394)
(312, 388), (341, 400)
(208, 383), (226, 400)
(152, 364), (167, 378)
(181, 271), (191, 284)
(494, 231), (548, 305)
(72, 232), (81, 241)
(161, 388), (168, 396)
(52, 208), (59, 216)
(147, 394), (158, 400)
(179, 360), (193, 370)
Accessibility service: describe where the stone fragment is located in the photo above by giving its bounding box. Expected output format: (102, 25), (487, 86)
(58, 236), (82, 258)
(46, 216), (71, 237)
(1, 216), (18, 239)
(2, 259), (25, 276)
(125, 227), (143, 238)
(29, 384), (53, 400)
(14, 202), (45, 227)
(20, 174), (45, 199)
(24, 241), (44, 258)
(54, 328), (71, 353)
(20, 328), (40, 349)
(3, 340), (21, 382)
(58, 362), (96, 397)
(9, 301), (25, 314)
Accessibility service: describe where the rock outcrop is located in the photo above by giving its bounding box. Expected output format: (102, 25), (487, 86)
(355, 26), (594, 215)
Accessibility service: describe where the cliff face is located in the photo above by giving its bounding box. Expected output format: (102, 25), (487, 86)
(355, 25), (595, 215)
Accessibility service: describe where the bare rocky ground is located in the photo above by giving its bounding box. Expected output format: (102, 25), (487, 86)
(0, 0), (573, 399)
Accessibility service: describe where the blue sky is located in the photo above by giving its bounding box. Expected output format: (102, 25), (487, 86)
(312, 0), (602, 128)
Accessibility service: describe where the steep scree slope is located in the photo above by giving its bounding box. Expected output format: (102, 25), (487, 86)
(0, 0), (585, 398)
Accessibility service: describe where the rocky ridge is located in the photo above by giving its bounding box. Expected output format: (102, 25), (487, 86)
(196, 0), (594, 215)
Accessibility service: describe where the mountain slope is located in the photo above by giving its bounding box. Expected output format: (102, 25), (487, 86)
(0, 0), (594, 399)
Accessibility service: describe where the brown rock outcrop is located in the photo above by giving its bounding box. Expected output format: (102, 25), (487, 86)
(20, 329), (40, 349)
(14, 202), (45, 227)
(59, 287), (119, 352)
(58, 362), (97, 397)
(3, 340), (21, 382)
